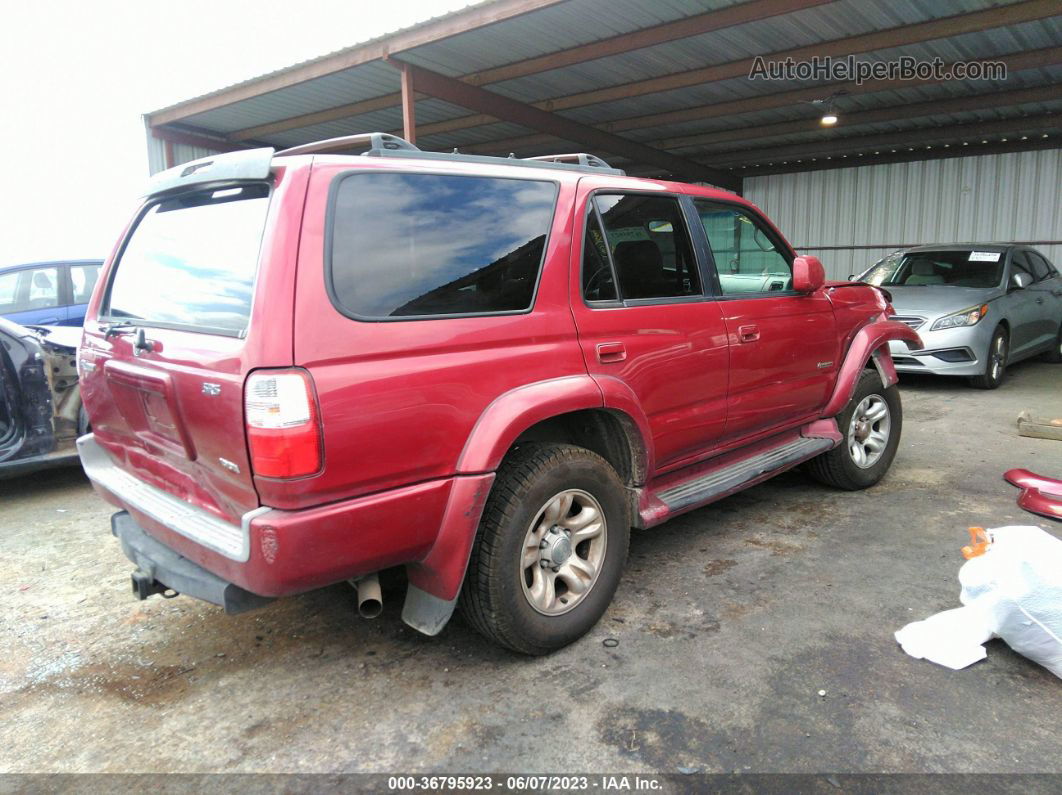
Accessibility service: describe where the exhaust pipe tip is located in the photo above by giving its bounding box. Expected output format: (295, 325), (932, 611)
(350, 572), (383, 619)
(358, 598), (383, 620)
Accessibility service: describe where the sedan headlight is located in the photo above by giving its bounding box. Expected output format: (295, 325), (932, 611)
(931, 304), (989, 331)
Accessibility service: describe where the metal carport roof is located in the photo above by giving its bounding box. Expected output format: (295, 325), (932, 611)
(146, 0), (1062, 191)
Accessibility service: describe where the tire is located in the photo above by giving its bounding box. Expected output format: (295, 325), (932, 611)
(806, 368), (902, 491)
(459, 443), (630, 655)
(1042, 324), (1062, 363)
(968, 326), (1008, 389)
(77, 404), (91, 436)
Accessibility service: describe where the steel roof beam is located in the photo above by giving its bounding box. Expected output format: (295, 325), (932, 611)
(229, 0), (834, 142)
(386, 60), (741, 190)
(455, 47), (1062, 155)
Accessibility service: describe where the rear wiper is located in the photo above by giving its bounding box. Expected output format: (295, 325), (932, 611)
(103, 321), (135, 339)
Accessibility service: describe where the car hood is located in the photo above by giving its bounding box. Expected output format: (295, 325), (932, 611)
(25, 325), (82, 351)
(886, 285), (1003, 318)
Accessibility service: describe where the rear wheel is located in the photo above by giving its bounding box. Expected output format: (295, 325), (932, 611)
(459, 443), (629, 655)
(806, 368), (902, 490)
(969, 326), (1008, 389)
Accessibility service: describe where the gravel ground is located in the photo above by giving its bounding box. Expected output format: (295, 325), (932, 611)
(1, 360), (1060, 775)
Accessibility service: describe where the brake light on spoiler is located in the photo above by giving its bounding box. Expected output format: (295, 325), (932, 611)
(245, 370), (322, 478)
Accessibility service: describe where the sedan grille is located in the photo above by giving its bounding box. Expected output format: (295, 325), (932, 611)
(891, 315), (925, 330)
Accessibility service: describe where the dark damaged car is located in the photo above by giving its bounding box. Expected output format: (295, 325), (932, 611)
(0, 318), (86, 478)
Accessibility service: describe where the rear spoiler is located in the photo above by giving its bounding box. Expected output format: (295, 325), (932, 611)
(143, 147), (275, 198)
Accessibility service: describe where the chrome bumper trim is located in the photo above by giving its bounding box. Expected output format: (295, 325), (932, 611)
(77, 434), (268, 562)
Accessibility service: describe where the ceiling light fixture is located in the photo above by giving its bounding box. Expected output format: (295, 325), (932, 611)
(809, 91), (845, 126)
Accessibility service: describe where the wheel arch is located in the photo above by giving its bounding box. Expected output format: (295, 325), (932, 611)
(404, 377), (651, 635)
(822, 318), (922, 418)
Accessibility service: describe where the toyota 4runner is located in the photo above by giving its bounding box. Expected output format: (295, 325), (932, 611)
(78, 133), (921, 654)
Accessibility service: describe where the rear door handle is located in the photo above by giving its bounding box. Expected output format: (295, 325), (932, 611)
(596, 342), (627, 363)
(738, 324), (760, 343)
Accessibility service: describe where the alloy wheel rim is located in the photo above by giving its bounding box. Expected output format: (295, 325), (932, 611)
(847, 395), (891, 469)
(990, 334), (1006, 381)
(520, 489), (607, 616)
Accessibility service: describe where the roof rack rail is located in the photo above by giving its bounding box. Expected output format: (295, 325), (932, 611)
(524, 153), (615, 170)
(275, 133), (419, 157)
(274, 132), (626, 176)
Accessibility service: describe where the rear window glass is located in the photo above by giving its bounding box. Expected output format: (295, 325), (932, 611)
(329, 173), (557, 318)
(105, 184), (270, 334)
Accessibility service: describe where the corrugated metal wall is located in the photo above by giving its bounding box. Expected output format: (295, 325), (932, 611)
(744, 148), (1062, 280)
(145, 132), (223, 175)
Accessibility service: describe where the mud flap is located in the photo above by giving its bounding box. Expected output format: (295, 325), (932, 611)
(401, 585), (459, 636)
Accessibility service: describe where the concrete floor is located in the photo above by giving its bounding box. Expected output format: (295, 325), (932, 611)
(1, 360), (1060, 774)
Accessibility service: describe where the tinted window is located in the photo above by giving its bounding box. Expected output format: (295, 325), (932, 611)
(330, 173), (557, 318)
(71, 263), (101, 303)
(1027, 251), (1052, 281)
(1010, 251), (1035, 282)
(106, 184), (270, 334)
(694, 200), (791, 295)
(592, 194), (700, 300)
(582, 210), (618, 301)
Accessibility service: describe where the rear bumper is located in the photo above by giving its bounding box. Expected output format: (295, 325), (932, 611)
(78, 434), (266, 562)
(112, 511), (273, 614)
(79, 433), (458, 598)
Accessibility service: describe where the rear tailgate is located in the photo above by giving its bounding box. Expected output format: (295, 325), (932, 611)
(79, 161), (309, 525)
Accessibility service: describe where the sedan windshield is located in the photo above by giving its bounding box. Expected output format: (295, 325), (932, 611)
(861, 250), (1005, 288)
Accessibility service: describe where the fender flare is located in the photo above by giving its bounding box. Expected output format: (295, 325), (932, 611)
(403, 374), (653, 635)
(591, 374), (655, 485)
(455, 375), (605, 474)
(821, 318), (923, 418)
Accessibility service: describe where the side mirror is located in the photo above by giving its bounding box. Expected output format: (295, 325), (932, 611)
(1010, 272), (1030, 290)
(793, 255), (825, 293)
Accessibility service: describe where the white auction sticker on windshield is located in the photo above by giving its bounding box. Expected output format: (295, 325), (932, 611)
(969, 251), (1001, 262)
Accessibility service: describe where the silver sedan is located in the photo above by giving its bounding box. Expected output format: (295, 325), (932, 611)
(855, 244), (1062, 389)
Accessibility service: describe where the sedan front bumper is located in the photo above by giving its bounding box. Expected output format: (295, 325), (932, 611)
(888, 320), (995, 377)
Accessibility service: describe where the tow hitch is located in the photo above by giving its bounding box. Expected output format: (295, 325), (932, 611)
(130, 568), (177, 601)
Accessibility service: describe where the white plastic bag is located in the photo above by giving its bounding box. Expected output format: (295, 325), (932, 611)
(896, 525), (1062, 679)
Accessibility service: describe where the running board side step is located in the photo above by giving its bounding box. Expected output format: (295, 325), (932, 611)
(639, 427), (839, 527)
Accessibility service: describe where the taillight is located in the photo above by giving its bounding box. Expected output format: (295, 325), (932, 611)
(244, 370), (322, 478)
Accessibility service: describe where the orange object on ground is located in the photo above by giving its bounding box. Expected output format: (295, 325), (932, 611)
(962, 526), (990, 560)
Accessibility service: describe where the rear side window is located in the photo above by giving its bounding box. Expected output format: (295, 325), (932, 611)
(591, 194), (700, 300)
(105, 184), (270, 335)
(329, 173), (557, 319)
(71, 263), (101, 304)
(1027, 251), (1053, 281)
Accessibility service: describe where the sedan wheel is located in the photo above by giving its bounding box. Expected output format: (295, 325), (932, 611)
(969, 326), (1008, 389)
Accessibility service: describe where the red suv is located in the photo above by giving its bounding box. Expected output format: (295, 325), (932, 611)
(78, 133), (921, 654)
